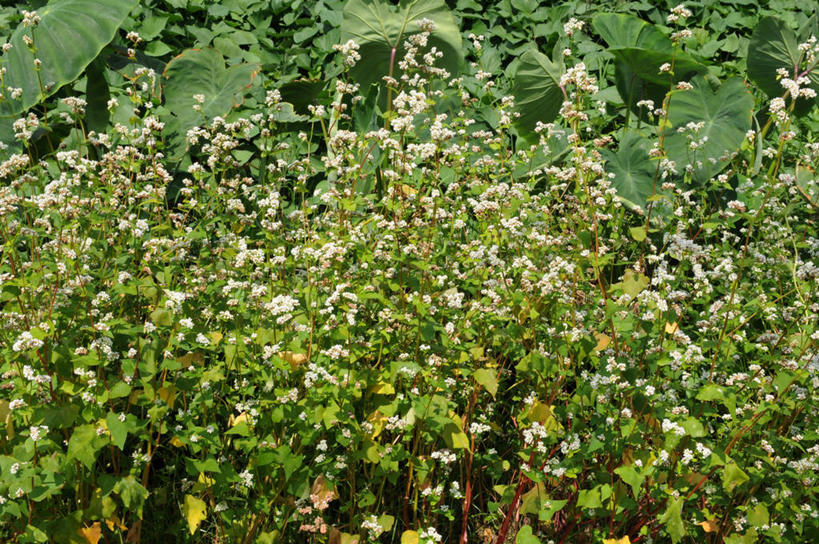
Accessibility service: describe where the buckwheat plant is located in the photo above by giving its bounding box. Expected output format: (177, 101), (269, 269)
(0, 13), (817, 544)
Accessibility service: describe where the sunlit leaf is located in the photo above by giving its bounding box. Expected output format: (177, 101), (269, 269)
(183, 494), (207, 535)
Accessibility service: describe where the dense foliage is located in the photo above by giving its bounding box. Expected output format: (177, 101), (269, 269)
(1, 1), (818, 543)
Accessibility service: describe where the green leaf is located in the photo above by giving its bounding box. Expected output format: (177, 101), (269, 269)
(592, 13), (705, 114)
(629, 226), (647, 241)
(377, 514), (395, 532)
(696, 384), (726, 403)
(614, 465), (645, 499)
(539, 498), (567, 522)
(442, 419), (469, 450)
(659, 496), (685, 543)
(601, 132), (660, 213)
(114, 476), (149, 519)
(105, 411), (128, 450)
(340, 0), (463, 94)
(724, 528), (758, 544)
(721, 462), (750, 493)
(0, 0), (137, 116)
(576, 486), (602, 509)
(747, 503), (769, 527)
(162, 48), (259, 158)
(664, 76), (754, 184)
(510, 48), (563, 141)
(747, 17), (818, 115)
(593, 13), (705, 86)
(515, 525), (541, 544)
(473, 368), (498, 398)
(67, 424), (100, 469)
(681, 417), (706, 438)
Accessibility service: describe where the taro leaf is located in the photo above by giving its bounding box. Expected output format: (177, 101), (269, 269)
(592, 13), (705, 86)
(0, 0), (137, 117)
(340, 0), (463, 93)
(601, 132), (659, 212)
(664, 76), (753, 184)
(592, 13), (705, 115)
(613, 60), (668, 122)
(747, 16), (819, 115)
(510, 48), (563, 142)
(279, 79), (324, 115)
(162, 48), (259, 159)
(0, 117), (21, 157)
(85, 57), (110, 133)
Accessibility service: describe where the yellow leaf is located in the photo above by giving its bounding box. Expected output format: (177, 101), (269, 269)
(178, 352), (204, 367)
(198, 472), (215, 487)
(594, 333), (611, 351)
(340, 533), (360, 544)
(183, 494), (207, 535)
(158, 385), (177, 409)
(229, 412), (250, 427)
(311, 474), (338, 505)
(367, 410), (386, 438)
(369, 381), (395, 395)
(602, 537), (630, 544)
(699, 520), (719, 533)
(0, 400), (14, 439)
(170, 436), (185, 448)
(398, 184), (417, 197)
(105, 513), (126, 532)
(665, 322), (679, 334)
(278, 351), (308, 370)
(78, 522), (102, 544)
(401, 530), (419, 544)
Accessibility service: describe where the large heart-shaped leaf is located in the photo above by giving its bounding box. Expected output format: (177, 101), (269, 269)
(664, 76), (753, 184)
(0, 0), (137, 117)
(162, 48), (259, 158)
(593, 13), (705, 115)
(593, 14), (705, 85)
(510, 48), (564, 141)
(747, 16), (819, 115)
(340, 0), (462, 91)
(601, 131), (666, 213)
